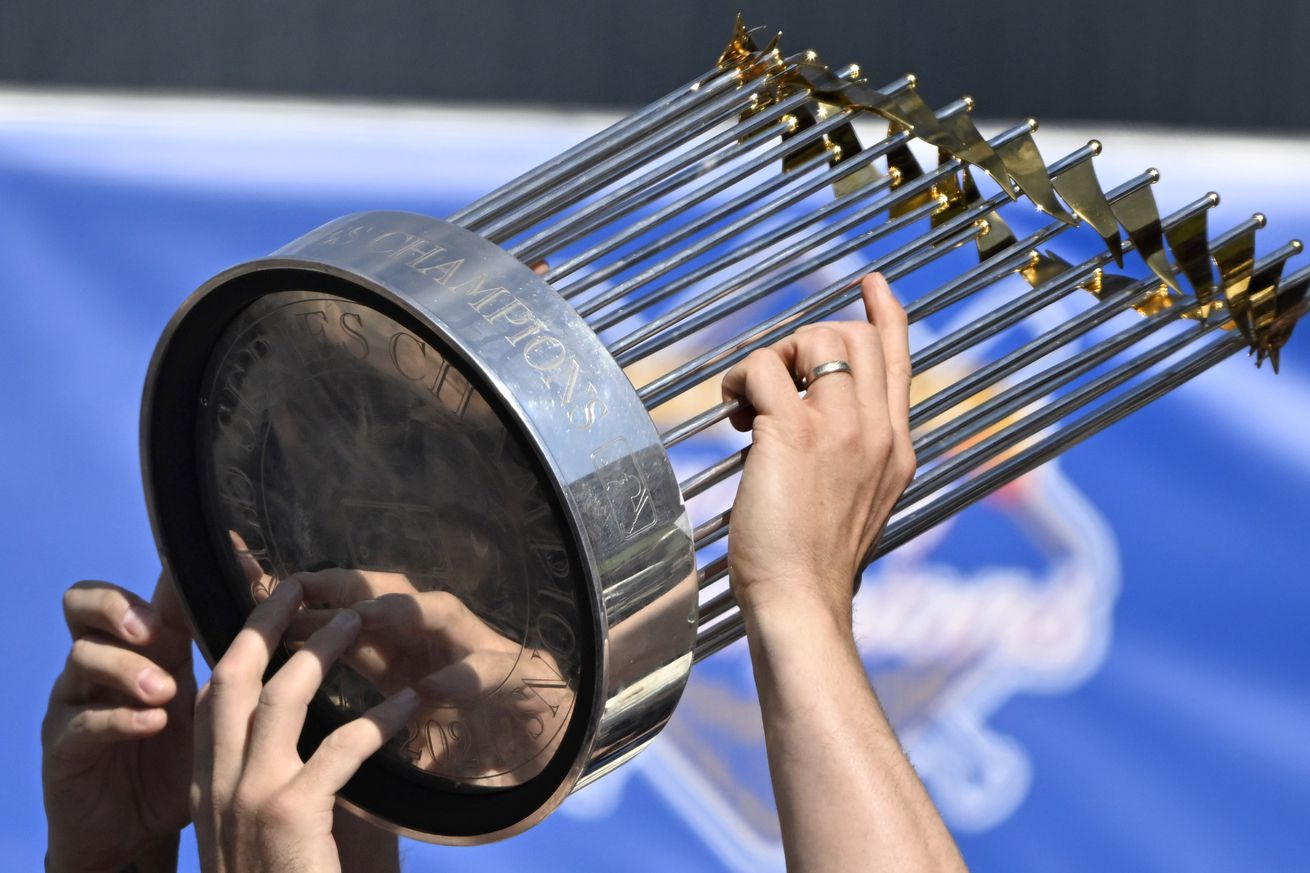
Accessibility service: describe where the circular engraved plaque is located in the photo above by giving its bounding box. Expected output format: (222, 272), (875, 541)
(196, 291), (582, 788)
(142, 212), (698, 843)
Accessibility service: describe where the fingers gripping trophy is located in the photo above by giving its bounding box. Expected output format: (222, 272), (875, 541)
(137, 16), (1309, 843)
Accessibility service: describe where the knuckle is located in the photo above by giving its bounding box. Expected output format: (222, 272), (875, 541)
(844, 320), (878, 342)
(66, 709), (91, 735)
(68, 637), (95, 666)
(894, 442), (918, 488)
(865, 428), (894, 462)
(208, 657), (248, 690)
(426, 589), (458, 615)
(888, 358), (912, 387)
(256, 684), (285, 709)
(321, 723), (363, 757)
(110, 598), (136, 629)
(258, 787), (303, 828)
(827, 414), (862, 449)
(232, 784), (263, 822)
(423, 591), (463, 630)
(744, 347), (777, 374)
(804, 325), (839, 347)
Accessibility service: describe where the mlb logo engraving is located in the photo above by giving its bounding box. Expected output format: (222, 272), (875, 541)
(590, 437), (658, 540)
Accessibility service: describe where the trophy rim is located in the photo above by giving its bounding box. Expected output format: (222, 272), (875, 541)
(140, 211), (699, 843)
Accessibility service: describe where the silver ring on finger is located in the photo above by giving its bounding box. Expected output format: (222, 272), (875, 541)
(798, 359), (853, 391)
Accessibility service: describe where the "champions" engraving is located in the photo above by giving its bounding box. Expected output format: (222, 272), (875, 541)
(316, 223), (609, 430)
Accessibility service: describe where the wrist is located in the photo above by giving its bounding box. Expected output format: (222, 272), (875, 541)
(738, 587), (855, 651)
(732, 570), (854, 631)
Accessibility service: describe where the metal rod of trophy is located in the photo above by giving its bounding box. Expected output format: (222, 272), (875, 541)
(681, 275), (1193, 512)
(680, 447), (750, 500)
(692, 336), (1238, 663)
(693, 510), (732, 549)
(620, 200), (981, 376)
(639, 211), (985, 380)
(560, 148), (833, 298)
(688, 280), (1198, 549)
(564, 89), (955, 315)
(556, 76), (921, 298)
(506, 86), (830, 264)
(451, 64), (750, 229)
(906, 199), (1241, 427)
(480, 78), (781, 244)
(912, 301), (1198, 466)
(657, 217), (1076, 449)
(605, 120), (1044, 362)
(617, 148), (1135, 372)
(690, 241), (1305, 662)
(475, 74), (778, 243)
(572, 139), (903, 326)
(682, 215), (1293, 562)
(515, 97), (876, 273)
(901, 320), (1218, 508)
(875, 340), (1285, 558)
(600, 127), (1012, 359)
(691, 299), (1221, 593)
(632, 138), (1099, 411)
(688, 218), (1279, 581)
(454, 65), (747, 230)
(914, 258), (1120, 372)
(680, 230), (1200, 505)
(537, 92), (892, 287)
(655, 168), (1164, 448)
(611, 190), (949, 365)
(909, 191), (1236, 369)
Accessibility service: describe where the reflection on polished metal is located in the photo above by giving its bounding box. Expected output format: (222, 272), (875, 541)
(141, 15), (1309, 845)
(197, 294), (586, 789)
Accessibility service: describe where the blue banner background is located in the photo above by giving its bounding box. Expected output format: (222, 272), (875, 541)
(3, 93), (1307, 871)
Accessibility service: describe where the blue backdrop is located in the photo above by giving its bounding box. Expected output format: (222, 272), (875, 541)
(3, 92), (1308, 871)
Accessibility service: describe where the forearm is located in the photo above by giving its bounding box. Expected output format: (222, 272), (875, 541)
(743, 600), (967, 873)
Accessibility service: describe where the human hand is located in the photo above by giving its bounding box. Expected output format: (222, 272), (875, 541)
(191, 578), (419, 873)
(722, 273), (915, 625)
(283, 568), (572, 785)
(42, 573), (196, 873)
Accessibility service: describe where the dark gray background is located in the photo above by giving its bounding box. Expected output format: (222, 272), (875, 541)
(1, 1), (1304, 129)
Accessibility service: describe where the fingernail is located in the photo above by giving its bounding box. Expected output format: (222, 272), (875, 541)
(137, 667), (168, 697)
(328, 610), (360, 630)
(122, 605), (151, 640)
(271, 579), (301, 601)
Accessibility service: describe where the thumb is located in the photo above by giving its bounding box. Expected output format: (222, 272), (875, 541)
(150, 569), (195, 669)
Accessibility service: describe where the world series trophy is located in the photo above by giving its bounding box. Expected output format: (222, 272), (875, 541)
(141, 17), (1308, 843)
